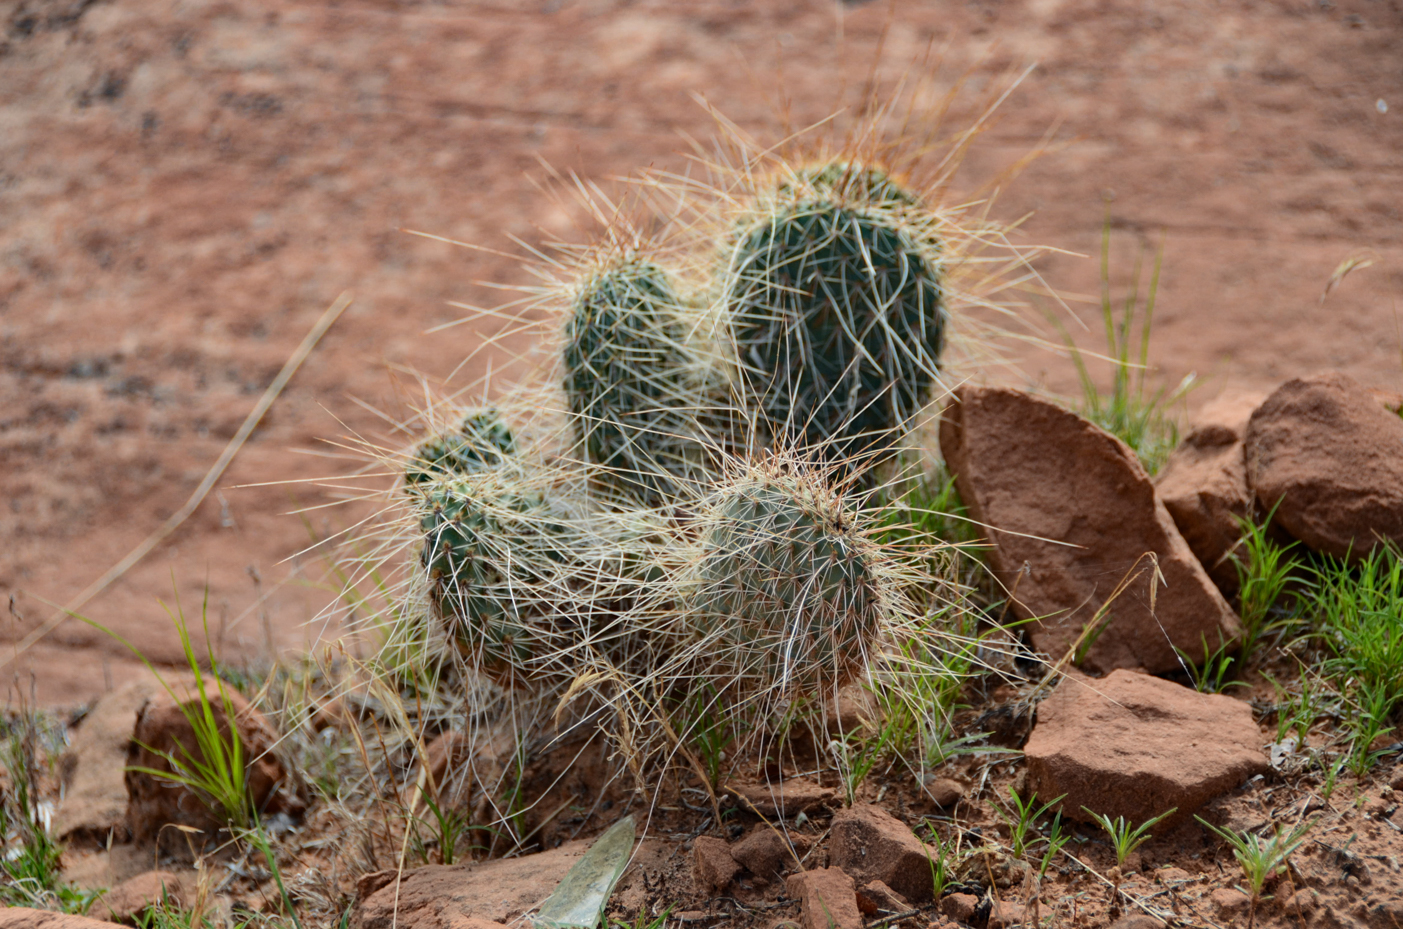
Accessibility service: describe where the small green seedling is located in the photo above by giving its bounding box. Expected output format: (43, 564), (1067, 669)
(1037, 812), (1072, 879)
(1082, 806), (1177, 867)
(997, 787), (1067, 859)
(1195, 816), (1315, 916)
(1175, 633), (1245, 694)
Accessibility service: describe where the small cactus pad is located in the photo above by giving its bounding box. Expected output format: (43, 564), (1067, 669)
(726, 183), (945, 468)
(564, 258), (703, 504)
(405, 409), (515, 488)
(419, 477), (570, 676)
(686, 459), (888, 693)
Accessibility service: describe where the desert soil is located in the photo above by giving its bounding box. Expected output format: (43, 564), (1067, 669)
(1, 0), (1400, 705)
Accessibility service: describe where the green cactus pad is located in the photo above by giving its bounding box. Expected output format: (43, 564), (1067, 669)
(687, 462), (887, 692)
(405, 409), (515, 488)
(419, 477), (570, 676)
(564, 258), (707, 505)
(727, 188), (944, 468)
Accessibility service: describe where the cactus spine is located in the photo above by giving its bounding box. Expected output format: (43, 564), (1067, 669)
(405, 409), (515, 489)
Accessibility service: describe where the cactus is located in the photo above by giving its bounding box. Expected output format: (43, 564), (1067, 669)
(724, 164), (945, 470)
(405, 409), (515, 489)
(563, 256), (710, 505)
(684, 455), (890, 696)
(418, 472), (574, 679)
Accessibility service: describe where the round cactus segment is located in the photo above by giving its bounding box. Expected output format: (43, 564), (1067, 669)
(686, 459), (888, 693)
(405, 409), (515, 488)
(784, 160), (921, 207)
(418, 476), (570, 677)
(726, 187), (945, 468)
(563, 257), (704, 504)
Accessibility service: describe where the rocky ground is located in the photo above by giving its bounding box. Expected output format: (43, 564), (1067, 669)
(3, 367), (1400, 929)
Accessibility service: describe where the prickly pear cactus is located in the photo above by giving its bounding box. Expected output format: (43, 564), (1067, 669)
(725, 163), (945, 468)
(563, 257), (708, 505)
(685, 457), (889, 694)
(405, 409), (515, 489)
(418, 474), (571, 677)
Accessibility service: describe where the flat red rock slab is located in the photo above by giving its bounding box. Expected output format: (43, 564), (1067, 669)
(1025, 670), (1268, 828)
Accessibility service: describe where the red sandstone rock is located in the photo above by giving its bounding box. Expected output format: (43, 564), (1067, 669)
(924, 777), (965, 808)
(1024, 670), (1268, 828)
(785, 868), (862, 929)
(350, 842), (587, 928)
(54, 675), (192, 846)
(1108, 916), (1168, 929)
(692, 835), (742, 892)
(1155, 391), (1265, 592)
(731, 826), (810, 882)
(939, 386), (1241, 674)
(0, 910), (123, 929)
(986, 900), (1026, 929)
(939, 894), (979, 923)
(96, 870), (187, 923)
(125, 685), (293, 849)
(1210, 887), (1252, 919)
(854, 880), (910, 917)
(1245, 372), (1403, 559)
(829, 803), (935, 903)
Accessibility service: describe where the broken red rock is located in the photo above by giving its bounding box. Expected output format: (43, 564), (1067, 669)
(939, 386), (1241, 674)
(692, 835), (741, 893)
(0, 910), (124, 929)
(730, 825), (810, 882)
(96, 869), (187, 923)
(1024, 670), (1268, 828)
(125, 686), (296, 850)
(829, 803), (936, 903)
(1154, 390), (1265, 592)
(1245, 371), (1403, 560)
(785, 868), (862, 929)
(728, 778), (837, 819)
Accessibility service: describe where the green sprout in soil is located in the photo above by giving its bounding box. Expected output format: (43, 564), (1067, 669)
(1231, 509), (1304, 665)
(996, 787), (1067, 859)
(1083, 806), (1177, 868)
(1195, 816), (1315, 922)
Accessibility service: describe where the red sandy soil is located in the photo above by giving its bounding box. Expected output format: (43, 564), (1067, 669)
(1, 0), (1400, 706)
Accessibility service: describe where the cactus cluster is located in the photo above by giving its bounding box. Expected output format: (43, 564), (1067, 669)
(387, 148), (999, 780)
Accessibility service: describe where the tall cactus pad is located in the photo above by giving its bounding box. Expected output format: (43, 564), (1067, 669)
(564, 259), (701, 504)
(405, 410), (515, 488)
(727, 191), (945, 466)
(687, 460), (888, 694)
(419, 477), (569, 677)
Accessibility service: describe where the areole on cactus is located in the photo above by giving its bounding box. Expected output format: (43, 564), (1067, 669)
(404, 408), (515, 489)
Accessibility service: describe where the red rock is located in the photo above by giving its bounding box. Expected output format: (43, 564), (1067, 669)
(938, 894), (979, 923)
(54, 675), (190, 846)
(1210, 887), (1251, 918)
(692, 835), (742, 892)
(729, 778), (837, 818)
(0, 910), (123, 929)
(1154, 391), (1265, 592)
(854, 880), (910, 916)
(1024, 670), (1268, 828)
(125, 684), (294, 850)
(939, 386), (1241, 674)
(1108, 917), (1167, 929)
(350, 842), (588, 928)
(96, 870), (187, 922)
(986, 900), (1025, 929)
(924, 777), (964, 808)
(785, 868), (862, 929)
(829, 803), (936, 903)
(731, 826), (810, 882)
(1245, 372), (1403, 559)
